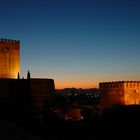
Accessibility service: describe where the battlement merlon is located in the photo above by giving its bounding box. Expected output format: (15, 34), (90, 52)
(0, 38), (20, 44)
(99, 81), (140, 89)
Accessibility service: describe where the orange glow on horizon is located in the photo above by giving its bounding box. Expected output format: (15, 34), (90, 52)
(54, 76), (140, 89)
(55, 82), (98, 89)
(53, 75), (100, 89)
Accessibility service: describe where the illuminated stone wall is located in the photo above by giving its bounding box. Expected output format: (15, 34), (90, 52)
(0, 39), (20, 78)
(124, 81), (140, 105)
(99, 81), (140, 111)
(99, 81), (125, 111)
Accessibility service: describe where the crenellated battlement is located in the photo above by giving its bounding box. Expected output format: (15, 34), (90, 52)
(99, 81), (125, 88)
(100, 81), (140, 110)
(99, 81), (140, 89)
(0, 38), (20, 44)
(124, 81), (140, 88)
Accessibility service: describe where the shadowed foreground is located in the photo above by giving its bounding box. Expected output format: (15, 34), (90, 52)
(0, 105), (140, 140)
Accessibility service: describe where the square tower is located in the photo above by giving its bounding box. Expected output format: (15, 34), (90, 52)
(99, 81), (140, 111)
(0, 39), (20, 78)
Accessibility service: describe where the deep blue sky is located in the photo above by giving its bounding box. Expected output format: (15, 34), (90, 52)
(0, 0), (140, 88)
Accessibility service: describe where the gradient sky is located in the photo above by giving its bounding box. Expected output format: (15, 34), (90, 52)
(0, 0), (140, 89)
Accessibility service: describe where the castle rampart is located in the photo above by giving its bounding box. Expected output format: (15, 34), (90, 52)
(99, 81), (125, 89)
(0, 38), (56, 122)
(0, 38), (20, 44)
(99, 81), (140, 111)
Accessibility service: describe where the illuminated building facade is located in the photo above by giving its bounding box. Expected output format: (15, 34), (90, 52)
(0, 39), (20, 78)
(99, 81), (140, 110)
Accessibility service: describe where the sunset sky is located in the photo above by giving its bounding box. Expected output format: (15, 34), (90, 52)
(0, 0), (140, 89)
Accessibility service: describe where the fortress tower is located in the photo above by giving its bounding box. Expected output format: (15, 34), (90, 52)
(0, 39), (20, 78)
(99, 81), (140, 111)
(0, 38), (55, 121)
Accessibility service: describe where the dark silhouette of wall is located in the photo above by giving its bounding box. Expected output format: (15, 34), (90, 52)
(0, 78), (55, 126)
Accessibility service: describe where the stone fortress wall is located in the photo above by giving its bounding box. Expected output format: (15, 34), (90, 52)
(0, 38), (55, 117)
(0, 39), (20, 78)
(99, 81), (140, 110)
(123, 81), (140, 105)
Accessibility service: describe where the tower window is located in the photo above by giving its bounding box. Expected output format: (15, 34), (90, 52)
(6, 47), (9, 50)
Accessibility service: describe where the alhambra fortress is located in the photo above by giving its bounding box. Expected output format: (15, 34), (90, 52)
(0, 38), (140, 116)
(99, 81), (140, 110)
(0, 39), (55, 119)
